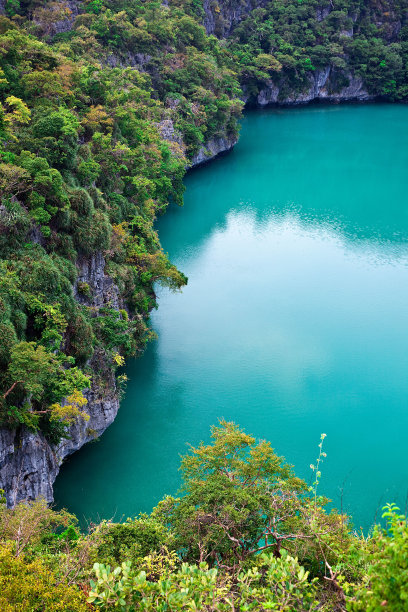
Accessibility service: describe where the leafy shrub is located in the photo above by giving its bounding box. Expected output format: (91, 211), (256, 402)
(0, 544), (88, 611)
(95, 516), (171, 566)
(349, 503), (408, 611)
(88, 550), (318, 611)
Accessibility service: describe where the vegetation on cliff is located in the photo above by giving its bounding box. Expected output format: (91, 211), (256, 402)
(0, 422), (408, 610)
(228, 0), (408, 100)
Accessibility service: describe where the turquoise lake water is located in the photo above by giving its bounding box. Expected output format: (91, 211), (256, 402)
(55, 104), (408, 530)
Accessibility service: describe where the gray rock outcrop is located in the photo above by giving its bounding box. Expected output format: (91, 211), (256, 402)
(0, 253), (120, 507)
(256, 68), (372, 106)
(52, 0), (81, 35)
(0, 379), (119, 507)
(190, 133), (238, 167)
(158, 118), (237, 168)
(75, 252), (120, 310)
(203, 0), (268, 37)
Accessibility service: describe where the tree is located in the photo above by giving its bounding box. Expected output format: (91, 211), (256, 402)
(0, 495), (74, 557)
(0, 163), (30, 198)
(0, 544), (87, 611)
(153, 421), (307, 568)
(0, 95), (30, 143)
(4, 341), (58, 401)
(2, 96), (30, 131)
(2, 342), (90, 425)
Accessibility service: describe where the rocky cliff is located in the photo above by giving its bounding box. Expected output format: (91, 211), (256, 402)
(0, 54), (370, 513)
(190, 133), (238, 167)
(254, 68), (372, 107)
(0, 379), (118, 507)
(158, 118), (238, 168)
(202, 0), (268, 37)
(0, 138), (238, 508)
(0, 253), (120, 507)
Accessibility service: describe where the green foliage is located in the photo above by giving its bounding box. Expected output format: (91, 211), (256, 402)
(348, 503), (408, 611)
(0, 2), (407, 607)
(0, 339), (91, 431)
(31, 108), (80, 170)
(1, 0), (405, 445)
(0, 424), (407, 610)
(238, 551), (319, 610)
(154, 421), (307, 566)
(0, 7), (196, 436)
(227, 0), (408, 101)
(6, 341), (60, 401)
(0, 544), (88, 612)
(95, 515), (171, 567)
(0, 496), (75, 557)
(88, 550), (318, 611)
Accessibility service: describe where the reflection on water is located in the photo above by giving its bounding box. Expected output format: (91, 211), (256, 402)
(55, 104), (408, 530)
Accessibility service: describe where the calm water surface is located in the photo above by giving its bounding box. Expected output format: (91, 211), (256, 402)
(55, 104), (408, 530)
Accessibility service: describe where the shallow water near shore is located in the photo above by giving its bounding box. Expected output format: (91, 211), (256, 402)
(55, 104), (408, 530)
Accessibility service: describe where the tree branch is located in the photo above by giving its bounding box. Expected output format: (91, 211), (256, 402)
(3, 380), (21, 399)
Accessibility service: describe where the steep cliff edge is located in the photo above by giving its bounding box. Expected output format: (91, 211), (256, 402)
(218, 0), (405, 108)
(0, 253), (120, 506)
(202, 0), (268, 37)
(254, 68), (372, 106)
(0, 377), (118, 506)
(190, 133), (238, 167)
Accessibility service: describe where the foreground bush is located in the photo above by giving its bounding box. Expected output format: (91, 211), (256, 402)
(349, 503), (408, 611)
(88, 549), (318, 611)
(0, 422), (407, 610)
(0, 544), (88, 611)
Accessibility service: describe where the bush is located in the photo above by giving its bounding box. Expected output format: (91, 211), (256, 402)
(349, 504), (408, 611)
(95, 516), (171, 566)
(88, 549), (318, 611)
(0, 544), (88, 611)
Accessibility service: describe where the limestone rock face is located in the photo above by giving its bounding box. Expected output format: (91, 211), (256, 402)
(105, 52), (152, 71)
(202, 0), (268, 37)
(256, 68), (372, 106)
(51, 0), (81, 35)
(158, 118), (237, 168)
(190, 133), (238, 167)
(0, 381), (119, 507)
(75, 252), (121, 310)
(0, 253), (120, 507)
(0, 428), (57, 506)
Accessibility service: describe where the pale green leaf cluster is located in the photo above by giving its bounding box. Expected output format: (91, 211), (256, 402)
(88, 549), (318, 611)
